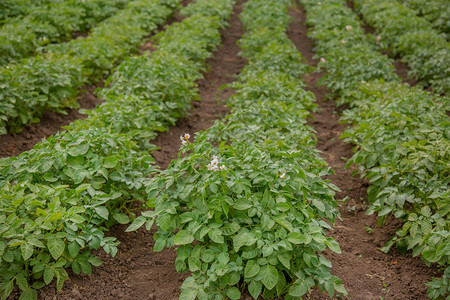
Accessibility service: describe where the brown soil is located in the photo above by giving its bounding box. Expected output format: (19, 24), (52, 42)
(36, 1), (246, 299)
(0, 2), (190, 159)
(290, 3), (439, 299)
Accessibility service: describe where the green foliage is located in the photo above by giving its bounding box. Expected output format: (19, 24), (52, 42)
(128, 0), (346, 298)
(0, 0), (130, 65)
(399, 0), (450, 40)
(0, 0), (233, 297)
(0, 0), (180, 134)
(301, 0), (399, 93)
(301, 0), (450, 297)
(353, 0), (450, 95)
(0, 0), (60, 21)
(340, 81), (450, 298)
(0, 128), (155, 299)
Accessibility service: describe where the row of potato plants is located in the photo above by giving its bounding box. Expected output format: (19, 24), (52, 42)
(0, 0), (58, 23)
(0, 0), (131, 65)
(398, 0), (450, 40)
(0, 0), (180, 135)
(300, 0), (449, 298)
(351, 0), (450, 96)
(127, 0), (347, 299)
(0, 0), (234, 299)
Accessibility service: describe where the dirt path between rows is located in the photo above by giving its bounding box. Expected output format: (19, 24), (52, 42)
(36, 1), (246, 299)
(289, 3), (439, 300)
(0, 0), (191, 159)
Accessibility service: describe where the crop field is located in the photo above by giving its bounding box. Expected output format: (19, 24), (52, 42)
(0, 0), (448, 299)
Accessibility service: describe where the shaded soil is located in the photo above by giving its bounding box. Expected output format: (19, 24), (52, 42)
(37, 1), (246, 299)
(290, 3), (439, 299)
(0, 3), (189, 159)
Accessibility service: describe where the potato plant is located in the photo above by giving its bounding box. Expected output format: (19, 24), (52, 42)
(300, 0), (449, 298)
(129, 0), (346, 299)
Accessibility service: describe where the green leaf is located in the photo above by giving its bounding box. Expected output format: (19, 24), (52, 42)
(259, 265), (278, 290)
(287, 232), (307, 244)
(233, 198), (252, 210)
(88, 256), (102, 267)
(248, 280), (262, 299)
(153, 238), (166, 252)
(103, 156), (119, 168)
(43, 267), (54, 285)
(126, 216), (146, 232)
(244, 260), (260, 278)
(47, 237), (65, 260)
(221, 222), (240, 235)
(325, 238), (341, 254)
(277, 253), (290, 269)
(209, 229), (224, 244)
(21, 243), (34, 260)
(15, 273), (29, 290)
(19, 288), (37, 300)
(174, 230), (194, 245)
(289, 281), (308, 297)
(226, 287), (241, 300)
(68, 143), (89, 156)
(209, 183), (219, 193)
(378, 207), (391, 217)
(68, 242), (80, 258)
(94, 206), (109, 220)
(312, 199), (325, 212)
(113, 213), (130, 224)
(420, 206), (431, 218)
(233, 231), (257, 252)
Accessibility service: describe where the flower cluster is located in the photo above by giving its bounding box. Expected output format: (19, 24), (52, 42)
(206, 155), (226, 172)
(180, 133), (190, 146)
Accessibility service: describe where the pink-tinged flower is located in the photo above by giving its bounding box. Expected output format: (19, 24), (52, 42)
(346, 25), (353, 31)
(376, 35), (381, 42)
(220, 165), (227, 171)
(341, 39), (347, 44)
(361, 80), (366, 84)
(184, 133), (190, 140)
(280, 173), (286, 179)
(182, 140), (188, 146)
(213, 165), (219, 172)
(207, 163), (213, 171)
(320, 57), (326, 63)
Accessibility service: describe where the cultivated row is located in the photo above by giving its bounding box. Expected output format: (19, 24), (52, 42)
(0, 0), (233, 298)
(353, 0), (450, 95)
(0, 0), (131, 65)
(130, 0), (346, 298)
(300, 0), (449, 298)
